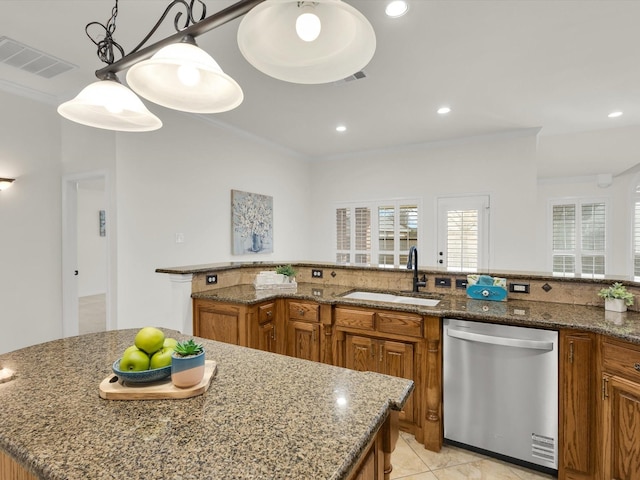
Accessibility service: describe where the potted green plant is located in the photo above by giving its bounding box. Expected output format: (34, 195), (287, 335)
(275, 264), (297, 283)
(171, 339), (205, 388)
(598, 282), (634, 312)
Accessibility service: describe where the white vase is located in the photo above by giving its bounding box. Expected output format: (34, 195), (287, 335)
(605, 298), (627, 312)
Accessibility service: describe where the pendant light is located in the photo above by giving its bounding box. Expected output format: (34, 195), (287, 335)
(126, 36), (244, 113)
(237, 0), (376, 84)
(57, 73), (162, 132)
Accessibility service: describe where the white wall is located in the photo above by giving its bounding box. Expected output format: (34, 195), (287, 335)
(0, 91), (62, 354)
(77, 184), (107, 297)
(2, 89), (639, 354)
(308, 130), (540, 271)
(114, 112), (312, 331)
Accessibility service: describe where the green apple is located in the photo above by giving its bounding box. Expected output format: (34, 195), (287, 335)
(119, 349), (150, 371)
(123, 345), (140, 356)
(163, 338), (178, 349)
(134, 327), (165, 355)
(149, 346), (173, 369)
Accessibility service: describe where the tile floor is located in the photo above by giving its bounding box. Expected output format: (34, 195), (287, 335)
(390, 432), (556, 480)
(79, 294), (106, 334)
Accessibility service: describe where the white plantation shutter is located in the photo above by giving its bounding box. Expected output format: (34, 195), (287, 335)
(378, 206), (395, 267)
(336, 201), (419, 267)
(354, 207), (371, 265)
(633, 184), (640, 279)
(552, 204), (576, 274)
(336, 208), (351, 263)
(551, 200), (606, 277)
(447, 209), (479, 271)
(581, 203), (605, 276)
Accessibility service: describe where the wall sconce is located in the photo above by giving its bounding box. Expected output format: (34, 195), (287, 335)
(0, 178), (15, 191)
(57, 0), (375, 132)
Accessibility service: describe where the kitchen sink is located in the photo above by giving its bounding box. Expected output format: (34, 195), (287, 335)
(341, 291), (441, 307)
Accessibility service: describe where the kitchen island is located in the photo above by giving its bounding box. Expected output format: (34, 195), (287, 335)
(0, 330), (413, 480)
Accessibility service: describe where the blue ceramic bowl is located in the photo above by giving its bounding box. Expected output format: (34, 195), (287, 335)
(112, 359), (171, 383)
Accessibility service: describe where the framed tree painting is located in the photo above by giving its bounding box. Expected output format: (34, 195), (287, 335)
(231, 190), (273, 254)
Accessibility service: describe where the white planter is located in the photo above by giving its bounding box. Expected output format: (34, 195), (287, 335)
(605, 298), (627, 313)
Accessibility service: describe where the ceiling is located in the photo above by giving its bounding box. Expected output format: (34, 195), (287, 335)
(2, 0), (640, 178)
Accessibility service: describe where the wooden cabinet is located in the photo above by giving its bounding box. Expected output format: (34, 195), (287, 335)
(559, 331), (598, 480)
(193, 299), (249, 346)
(287, 320), (320, 362)
(257, 302), (278, 354)
(601, 338), (640, 480)
(345, 334), (415, 424)
(335, 306), (428, 439)
(286, 300), (321, 362)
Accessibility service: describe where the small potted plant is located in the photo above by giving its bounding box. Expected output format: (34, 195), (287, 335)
(171, 339), (205, 388)
(275, 264), (297, 283)
(598, 282), (634, 312)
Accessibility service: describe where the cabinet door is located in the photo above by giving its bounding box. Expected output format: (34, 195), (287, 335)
(345, 335), (415, 424)
(194, 301), (241, 345)
(287, 320), (320, 362)
(258, 320), (277, 354)
(602, 375), (640, 480)
(345, 335), (377, 372)
(380, 340), (415, 424)
(559, 332), (596, 480)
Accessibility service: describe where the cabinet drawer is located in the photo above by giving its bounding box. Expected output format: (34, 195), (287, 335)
(335, 308), (375, 331)
(602, 339), (640, 383)
(377, 312), (423, 338)
(288, 301), (319, 322)
(258, 303), (276, 324)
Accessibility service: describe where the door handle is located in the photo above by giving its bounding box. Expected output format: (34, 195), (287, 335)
(447, 328), (554, 351)
(74, 270), (79, 276)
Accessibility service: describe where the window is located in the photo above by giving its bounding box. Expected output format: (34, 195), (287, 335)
(437, 195), (490, 272)
(336, 201), (419, 267)
(551, 199), (607, 277)
(633, 185), (640, 279)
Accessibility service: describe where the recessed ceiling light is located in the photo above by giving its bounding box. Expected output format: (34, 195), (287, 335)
(437, 106), (451, 115)
(385, 1), (409, 18)
(608, 111), (623, 118)
(336, 125), (347, 132)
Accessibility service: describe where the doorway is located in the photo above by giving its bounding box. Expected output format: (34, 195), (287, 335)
(436, 195), (490, 272)
(62, 172), (112, 337)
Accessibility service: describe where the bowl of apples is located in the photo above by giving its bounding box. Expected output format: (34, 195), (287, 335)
(112, 327), (178, 384)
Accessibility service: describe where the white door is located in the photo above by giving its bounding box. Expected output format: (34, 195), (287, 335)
(437, 195), (490, 271)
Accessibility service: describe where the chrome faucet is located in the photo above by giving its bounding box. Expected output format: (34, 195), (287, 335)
(407, 246), (427, 292)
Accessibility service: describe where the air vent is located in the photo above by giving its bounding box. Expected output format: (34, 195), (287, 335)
(0, 36), (76, 79)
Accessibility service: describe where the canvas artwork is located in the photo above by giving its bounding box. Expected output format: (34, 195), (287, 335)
(231, 190), (273, 254)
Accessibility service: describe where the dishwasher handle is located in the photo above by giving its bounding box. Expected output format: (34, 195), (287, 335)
(446, 327), (555, 351)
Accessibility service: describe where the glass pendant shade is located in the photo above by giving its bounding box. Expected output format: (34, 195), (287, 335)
(57, 78), (162, 132)
(237, 0), (376, 84)
(126, 41), (244, 113)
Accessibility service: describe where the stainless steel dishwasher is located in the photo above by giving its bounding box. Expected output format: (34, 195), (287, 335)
(443, 318), (558, 473)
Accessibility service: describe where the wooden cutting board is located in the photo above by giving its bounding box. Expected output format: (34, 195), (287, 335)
(99, 360), (217, 400)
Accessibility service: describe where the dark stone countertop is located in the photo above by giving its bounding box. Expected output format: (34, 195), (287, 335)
(0, 330), (413, 480)
(192, 283), (640, 345)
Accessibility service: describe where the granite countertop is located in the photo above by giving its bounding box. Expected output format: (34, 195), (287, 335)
(193, 283), (640, 345)
(0, 330), (413, 480)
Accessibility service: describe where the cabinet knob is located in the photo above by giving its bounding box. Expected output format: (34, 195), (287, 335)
(298, 309), (305, 316)
(266, 311), (272, 317)
(635, 363), (640, 372)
